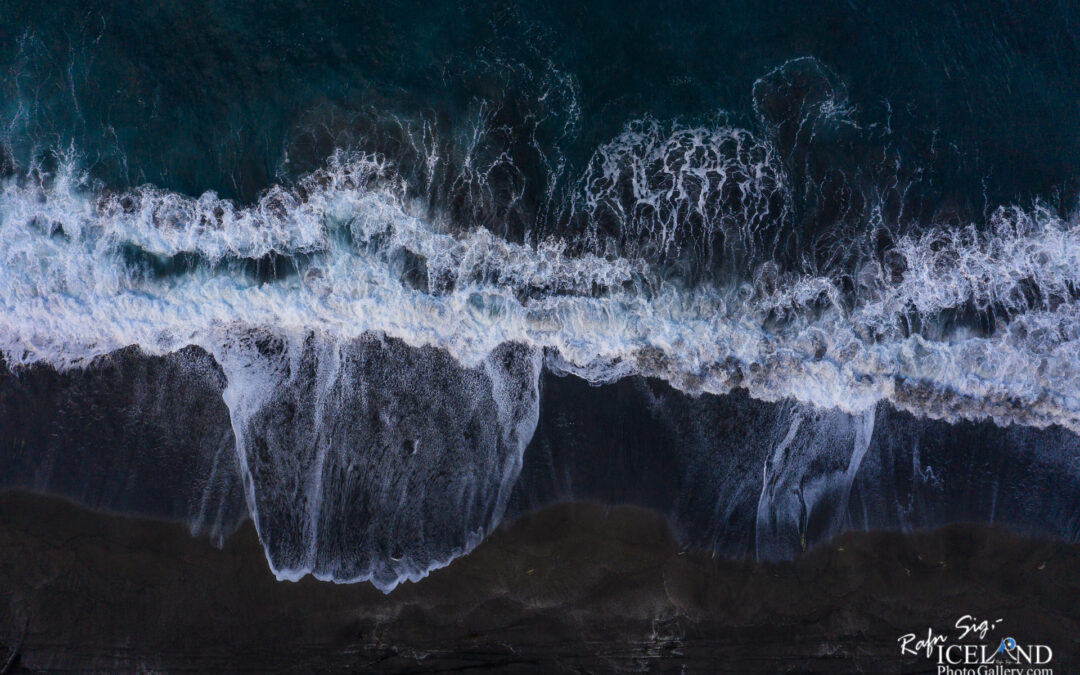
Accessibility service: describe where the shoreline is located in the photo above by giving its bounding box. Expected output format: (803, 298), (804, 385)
(0, 490), (1077, 672)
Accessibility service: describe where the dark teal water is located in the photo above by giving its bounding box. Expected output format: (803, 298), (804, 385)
(4, 0), (1078, 211)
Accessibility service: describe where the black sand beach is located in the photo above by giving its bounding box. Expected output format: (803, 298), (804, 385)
(0, 491), (1076, 673)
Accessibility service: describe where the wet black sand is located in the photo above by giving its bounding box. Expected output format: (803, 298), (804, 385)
(0, 491), (1077, 673)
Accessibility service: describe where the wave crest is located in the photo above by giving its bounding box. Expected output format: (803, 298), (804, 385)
(3, 146), (1080, 435)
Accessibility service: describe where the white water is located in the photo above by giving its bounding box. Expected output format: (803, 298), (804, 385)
(3, 150), (1080, 433)
(6, 143), (1080, 588)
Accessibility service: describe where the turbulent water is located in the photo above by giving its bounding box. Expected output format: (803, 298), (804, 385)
(3, 1), (1080, 591)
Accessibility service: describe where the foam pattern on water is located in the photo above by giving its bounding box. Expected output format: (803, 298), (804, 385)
(218, 334), (540, 591)
(3, 147), (1080, 433)
(5, 125), (1080, 587)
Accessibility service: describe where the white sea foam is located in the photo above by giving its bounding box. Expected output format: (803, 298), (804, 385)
(2, 149), (1080, 434)
(575, 118), (790, 266)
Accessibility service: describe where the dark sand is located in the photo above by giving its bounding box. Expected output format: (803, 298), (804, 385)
(0, 491), (1077, 673)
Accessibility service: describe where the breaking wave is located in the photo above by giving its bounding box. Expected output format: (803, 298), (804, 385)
(3, 147), (1080, 433)
(4, 57), (1080, 589)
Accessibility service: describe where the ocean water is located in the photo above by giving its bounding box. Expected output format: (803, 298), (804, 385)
(2, 0), (1080, 591)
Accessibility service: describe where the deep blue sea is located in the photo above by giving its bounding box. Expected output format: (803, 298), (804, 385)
(2, 1), (1080, 591)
